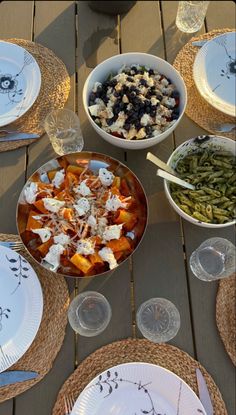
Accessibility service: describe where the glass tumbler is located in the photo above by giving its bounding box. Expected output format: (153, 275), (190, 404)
(44, 108), (84, 155)
(136, 298), (181, 343)
(176, 1), (210, 33)
(68, 291), (112, 337)
(190, 237), (236, 281)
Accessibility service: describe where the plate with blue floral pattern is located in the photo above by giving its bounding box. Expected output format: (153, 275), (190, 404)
(0, 245), (43, 373)
(71, 362), (206, 415)
(0, 41), (41, 127)
(193, 32), (236, 117)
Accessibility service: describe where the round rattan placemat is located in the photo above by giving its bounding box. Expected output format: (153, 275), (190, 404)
(174, 28), (236, 139)
(52, 338), (227, 415)
(0, 39), (70, 153)
(0, 233), (69, 403)
(216, 273), (236, 366)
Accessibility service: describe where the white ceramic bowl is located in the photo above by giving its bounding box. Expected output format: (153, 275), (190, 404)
(83, 52), (187, 150)
(164, 135), (236, 228)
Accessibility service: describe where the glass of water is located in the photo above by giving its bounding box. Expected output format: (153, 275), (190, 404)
(136, 298), (180, 343)
(176, 1), (210, 33)
(190, 237), (236, 282)
(68, 291), (112, 337)
(44, 108), (84, 155)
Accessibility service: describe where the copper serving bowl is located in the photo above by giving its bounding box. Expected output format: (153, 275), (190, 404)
(16, 152), (148, 278)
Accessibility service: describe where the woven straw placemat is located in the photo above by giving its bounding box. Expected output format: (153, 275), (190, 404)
(0, 39), (70, 153)
(0, 233), (69, 403)
(52, 338), (227, 415)
(216, 273), (236, 366)
(174, 28), (236, 139)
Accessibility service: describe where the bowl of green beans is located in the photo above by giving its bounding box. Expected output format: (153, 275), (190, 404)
(164, 135), (236, 228)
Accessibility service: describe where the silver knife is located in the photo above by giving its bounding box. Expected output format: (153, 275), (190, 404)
(191, 40), (208, 47)
(196, 368), (214, 415)
(0, 132), (39, 142)
(0, 370), (38, 387)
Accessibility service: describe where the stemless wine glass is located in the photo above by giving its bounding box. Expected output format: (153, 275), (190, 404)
(44, 108), (84, 155)
(136, 298), (181, 343)
(190, 237), (236, 281)
(176, 1), (210, 33)
(68, 291), (112, 337)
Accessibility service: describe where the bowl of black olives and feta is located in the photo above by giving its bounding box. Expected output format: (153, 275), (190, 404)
(83, 53), (187, 149)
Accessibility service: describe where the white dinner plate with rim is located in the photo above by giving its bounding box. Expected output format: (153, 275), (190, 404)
(193, 32), (236, 117)
(71, 362), (206, 415)
(0, 41), (41, 127)
(0, 246), (43, 373)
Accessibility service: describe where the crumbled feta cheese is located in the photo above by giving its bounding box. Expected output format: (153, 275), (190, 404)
(32, 215), (43, 221)
(75, 180), (91, 197)
(162, 96), (176, 108)
(140, 114), (152, 126)
(74, 198), (90, 216)
(54, 233), (70, 245)
(43, 244), (65, 271)
(52, 169), (65, 189)
(32, 227), (51, 243)
(89, 104), (100, 117)
(105, 193), (127, 212)
(76, 239), (95, 255)
(98, 247), (117, 270)
(97, 217), (108, 237)
(24, 182), (38, 204)
(151, 96), (158, 106)
(103, 224), (123, 241)
(39, 171), (49, 183)
(87, 215), (97, 228)
(43, 198), (65, 213)
(109, 112), (126, 131)
(161, 78), (169, 87)
(93, 81), (102, 92)
(99, 168), (114, 186)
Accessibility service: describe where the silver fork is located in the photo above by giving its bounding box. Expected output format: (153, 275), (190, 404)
(0, 240), (24, 252)
(64, 395), (76, 415)
(212, 123), (236, 133)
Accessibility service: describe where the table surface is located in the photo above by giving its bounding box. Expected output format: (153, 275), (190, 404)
(0, 1), (235, 414)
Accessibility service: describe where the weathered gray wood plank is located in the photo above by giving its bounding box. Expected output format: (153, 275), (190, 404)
(14, 2), (76, 415)
(0, 2), (34, 413)
(120, 1), (194, 355)
(76, 1), (132, 362)
(162, 2), (236, 414)
(206, 1), (236, 30)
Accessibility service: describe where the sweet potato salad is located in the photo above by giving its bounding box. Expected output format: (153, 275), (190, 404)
(18, 159), (143, 277)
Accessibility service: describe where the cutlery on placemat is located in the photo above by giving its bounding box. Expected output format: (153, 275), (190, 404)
(196, 368), (214, 415)
(0, 240), (24, 252)
(0, 132), (39, 142)
(192, 39), (208, 47)
(64, 394), (76, 415)
(212, 123), (236, 134)
(0, 370), (38, 387)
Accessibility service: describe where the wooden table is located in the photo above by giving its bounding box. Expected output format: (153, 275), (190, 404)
(0, 1), (235, 414)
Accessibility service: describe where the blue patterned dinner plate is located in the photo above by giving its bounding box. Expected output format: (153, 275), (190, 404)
(0, 246), (43, 373)
(71, 362), (206, 415)
(193, 32), (236, 117)
(0, 41), (41, 127)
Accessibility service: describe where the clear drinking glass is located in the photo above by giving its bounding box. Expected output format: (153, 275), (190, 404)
(136, 298), (181, 343)
(67, 291), (112, 337)
(176, 1), (210, 33)
(44, 108), (84, 155)
(190, 237), (236, 281)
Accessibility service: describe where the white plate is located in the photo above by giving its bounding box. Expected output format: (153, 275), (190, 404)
(193, 32), (236, 117)
(0, 246), (43, 372)
(0, 41), (41, 127)
(71, 362), (206, 415)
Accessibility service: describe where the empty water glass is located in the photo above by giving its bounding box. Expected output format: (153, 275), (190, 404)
(136, 298), (181, 343)
(44, 108), (84, 155)
(68, 291), (112, 337)
(176, 1), (210, 33)
(190, 237), (236, 281)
